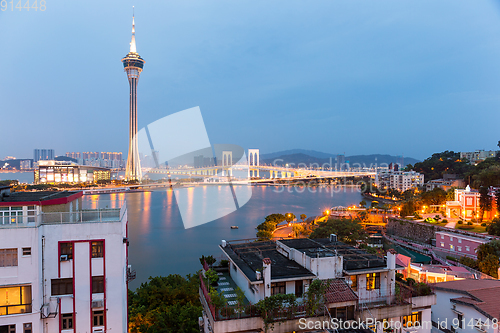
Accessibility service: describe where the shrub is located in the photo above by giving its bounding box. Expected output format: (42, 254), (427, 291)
(471, 218), (477, 223)
(468, 222), (473, 226)
(205, 269), (219, 285)
(481, 223), (487, 227)
(446, 256), (457, 262)
(442, 219), (448, 224)
(406, 277), (416, 285)
(457, 220), (463, 224)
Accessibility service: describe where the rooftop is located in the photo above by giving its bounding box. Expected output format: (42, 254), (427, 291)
(221, 241), (316, 282)
(433, 280), (500, 319)
(325, 279), (358, 304)
(0, 191), (82, 206)
(279, 238), (387, 271)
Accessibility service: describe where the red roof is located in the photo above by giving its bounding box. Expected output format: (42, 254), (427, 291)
(324, 279), (358, 304)
(397, 254), (411, 267)
(433, 280), (500, 319)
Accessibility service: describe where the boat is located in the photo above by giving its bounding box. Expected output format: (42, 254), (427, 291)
(231, 226), (239, 229)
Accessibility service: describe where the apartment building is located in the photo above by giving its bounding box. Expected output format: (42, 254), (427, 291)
(376, 170), (424, 192)
(460, 150), (498, 165)
(199, 237), (436, 333)
(0, 187), (130, 333)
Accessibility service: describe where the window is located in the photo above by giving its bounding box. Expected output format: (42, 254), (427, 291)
(51, 278), (73, 296)
(271, 282), (286, 295)
(366, 273), (380, 290)
(60, 243), (73, 260)
(450, 236), (454, 241)
(350, 275), (357, 291)
(458, 239), (462, 244)
(23, 323), (32, 333)
(466, 246), (470, 252)
(62, 313), (73, 329)
(0, 207), (23, 225)
(0, 325), (15, 333)
(0, 249), (17, 267)
(92, 276), (104, 294)
(92, 241), (104, 258)
(457, 246), (462, 252)
(441, 242), (444, 247)
(295, 280), (303, 298)
(22, 248), (31, 256)
(441, 234), (444, 239)
(457, 314), (463, 329)
(0, 285), (32, 316)
(93, 310), (104, 327)
(402, 311), (422, 327)
(450, 245), (454, 250)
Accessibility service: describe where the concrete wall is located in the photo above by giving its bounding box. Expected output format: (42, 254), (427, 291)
(387, 219), (436, 243)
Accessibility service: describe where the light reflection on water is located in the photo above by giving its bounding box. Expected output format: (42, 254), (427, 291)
(82, 185), (363, 290)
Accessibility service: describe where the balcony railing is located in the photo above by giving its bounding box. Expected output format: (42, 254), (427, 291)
(199, 274), (324, 322)
(0, 208), (125, 228)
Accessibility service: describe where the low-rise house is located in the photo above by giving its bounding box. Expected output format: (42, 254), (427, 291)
(397, 254), (475, 283)
(434, 231), (489, 259)
(199, 237), (436, 333)
(445, 186), (498, 221)
(431, 280), (500, 333)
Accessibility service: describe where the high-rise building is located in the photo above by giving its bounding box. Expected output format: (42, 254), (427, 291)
(33, 149), (55, 162)
(122, 14), (144, 181)
(65, 152), (81, 159)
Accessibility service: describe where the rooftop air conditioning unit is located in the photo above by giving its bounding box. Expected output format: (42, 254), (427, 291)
(60, 255), (69, 261)
(92, 300), (104, 308)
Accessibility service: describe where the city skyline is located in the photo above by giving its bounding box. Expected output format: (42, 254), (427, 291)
(2, 0), (500, 160)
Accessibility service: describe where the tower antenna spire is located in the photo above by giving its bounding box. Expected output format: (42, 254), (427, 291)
(130, 6), (137, 53)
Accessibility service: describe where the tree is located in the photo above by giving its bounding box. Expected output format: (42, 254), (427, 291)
(309, 218), (367, 245)
(412, 151), (472, 181)
(359, 200), (367, 208)
(300, 214), (307, 222)
(128, 274), (202, 333)
(459, 256), (479, 270)
(479, 186), (493, 222)
(292, 224), (305, 238)
(421, 188), (447, 207)
(285, 213), (296, 223)
(199, 255), (216, 268)
(496, 188), (500, 214)
(478, 254), (499, 278)
(488, 218), (500, 236)
(257, 230), (273, 241)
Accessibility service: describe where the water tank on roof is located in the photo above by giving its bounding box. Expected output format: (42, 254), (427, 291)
(330, 234), (337, 242)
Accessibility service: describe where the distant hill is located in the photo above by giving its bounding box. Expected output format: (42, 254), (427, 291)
(260, 150), (420, 168)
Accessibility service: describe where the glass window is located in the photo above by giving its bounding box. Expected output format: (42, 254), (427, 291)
(0, 285), (32, 316)
(93, 310), (104, 327)
(62, 313), (73, 329)
(23, 323), (32, 333)
(271, 282), (286, 295)
(366, 273), (380, 290)
(92, 276), (104, 294)
(51, 278), (73, 296)
(350, 275), (357, 291)
(0, 325), (15, 333)
(0, 249), (18, 267)
(295, 280), (303, 298)
(22, 248), (31, 256)
(92, 241), (104, 258)
(403, 311), (422, 327)
(60, 243), (73, 260)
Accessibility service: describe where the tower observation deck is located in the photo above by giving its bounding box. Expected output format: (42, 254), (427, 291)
(122, 13), (145, 181)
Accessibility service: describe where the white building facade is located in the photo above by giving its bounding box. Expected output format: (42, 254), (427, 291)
(0, 189), (129, 333)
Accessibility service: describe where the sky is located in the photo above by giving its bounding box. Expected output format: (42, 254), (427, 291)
(1, 0), (500, 161)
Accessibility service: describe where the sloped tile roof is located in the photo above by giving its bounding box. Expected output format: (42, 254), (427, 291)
(324, 278), (358, 304)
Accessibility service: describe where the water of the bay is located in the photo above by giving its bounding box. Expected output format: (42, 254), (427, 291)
(86, 185), (364, 290)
